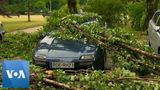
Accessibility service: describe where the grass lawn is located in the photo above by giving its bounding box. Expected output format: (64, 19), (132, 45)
(0, 15), (46, 32)
(123, 27), (148, 44)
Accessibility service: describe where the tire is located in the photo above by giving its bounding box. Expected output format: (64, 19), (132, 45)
(0, 35), (2, 41)
(158, 47), (160, 54)
(93, 47), (104, 70)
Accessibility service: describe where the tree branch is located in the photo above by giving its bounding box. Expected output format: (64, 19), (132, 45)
(43, 78), (82, 90)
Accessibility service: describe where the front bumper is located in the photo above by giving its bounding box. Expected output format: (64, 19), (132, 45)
(34, 59), (94, 69)
(49, 60), (94, 69)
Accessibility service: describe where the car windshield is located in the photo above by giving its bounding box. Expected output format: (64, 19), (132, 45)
(50, 39), (84, 52)
(38, 42), (50, 49)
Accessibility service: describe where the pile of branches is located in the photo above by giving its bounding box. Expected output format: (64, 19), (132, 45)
(30, 67), (160, 90)
(49, 13), (160, 75)
(68, 23), (160, 75)
(30, 13), (160, 89)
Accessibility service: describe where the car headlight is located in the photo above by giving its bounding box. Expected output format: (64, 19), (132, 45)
(34, 53), (46, 60)
(80, 55), (95, 60)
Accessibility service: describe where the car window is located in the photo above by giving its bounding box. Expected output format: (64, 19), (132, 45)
(152, 12), (160, 24)
(38, 42), (50, 49)
(50, 39), (97, 52)
(51, 39), (84, 52)
(84, 44), (96, 52)
(157, 16), (160, 26)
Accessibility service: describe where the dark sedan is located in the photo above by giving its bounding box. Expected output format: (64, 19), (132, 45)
(33, 34), (108, 69)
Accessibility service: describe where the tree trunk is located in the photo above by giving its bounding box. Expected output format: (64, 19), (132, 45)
(67, 0), (78, 14)
(28, 0), (31, 22)
(143, 0), (159, 30)
(154, 0), (159, 11)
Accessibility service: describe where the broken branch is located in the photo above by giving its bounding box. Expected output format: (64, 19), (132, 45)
(43, 78), (82, 90)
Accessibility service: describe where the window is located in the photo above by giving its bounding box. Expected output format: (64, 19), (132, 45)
(51, 39), (84, 52)
(153, 12), (160, 23)
(157, 17), (160, 26)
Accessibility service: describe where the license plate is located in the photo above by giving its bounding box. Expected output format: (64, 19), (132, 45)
(52, 62), (74, 68)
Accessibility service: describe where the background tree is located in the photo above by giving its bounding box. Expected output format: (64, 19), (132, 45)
(0, 0), (11, 17)
(127, 0), (145, 30)
(86, 0), (125, 27)
(67, 0), (77, 13)
(143, 0), (160, 30)
(27, 0), (31, 22)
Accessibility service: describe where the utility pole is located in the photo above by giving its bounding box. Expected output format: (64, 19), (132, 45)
(28, 0), (31, 22)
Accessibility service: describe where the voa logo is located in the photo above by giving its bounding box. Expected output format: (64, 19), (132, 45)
(6, 70), (26, 79)
(2, 60), (29, 88)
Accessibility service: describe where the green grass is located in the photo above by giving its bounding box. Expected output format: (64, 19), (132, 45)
(123, 27), (148, 44)
(0, 15), (46, 32)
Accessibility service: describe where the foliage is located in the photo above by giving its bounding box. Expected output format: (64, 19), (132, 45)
(48, 0), (66, 10)
(107, 28), (158, 75)
(78, 0), (87, 5)
(3, 0), (67, 14)
(46, 12), (159, 76)
(127, 1), (146, 30)
(52, 68), (160, 90)
(44, 5), (69, 32)
(52, 12), (105, 42)
(0, 31), (44, 61)
(85, 0), (125, 27)
(0, 13), (160, 89)
(5, 0), (27, 14)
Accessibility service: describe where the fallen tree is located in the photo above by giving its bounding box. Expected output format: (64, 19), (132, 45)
(67, 23), (160, 75)
(69, 23), (160, 60)
(50, 12), (160, 75)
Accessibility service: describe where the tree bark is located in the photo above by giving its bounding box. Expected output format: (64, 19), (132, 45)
(43, 78), (82, 90)
(28, 0), (31, 22)
(67, 0), (77, 14)
(143, 0), (159, 30)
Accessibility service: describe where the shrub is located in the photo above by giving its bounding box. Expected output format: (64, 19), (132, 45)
(127, 1), (146, 30)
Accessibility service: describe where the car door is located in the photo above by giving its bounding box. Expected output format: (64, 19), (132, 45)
(154, 14), (160, 53)
(148, 11), (160, 52)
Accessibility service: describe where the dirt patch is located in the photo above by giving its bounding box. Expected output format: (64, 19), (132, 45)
(9, 26), (43, 34)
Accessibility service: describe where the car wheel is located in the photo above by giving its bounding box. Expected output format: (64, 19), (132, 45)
(93, 48), (106, 70)
(158, 47), (160, 54)
(0, 35), (2, 41)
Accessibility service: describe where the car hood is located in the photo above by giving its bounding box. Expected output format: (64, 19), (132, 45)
(35, 49), (48, 56)
(47, 50), (81, 59)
